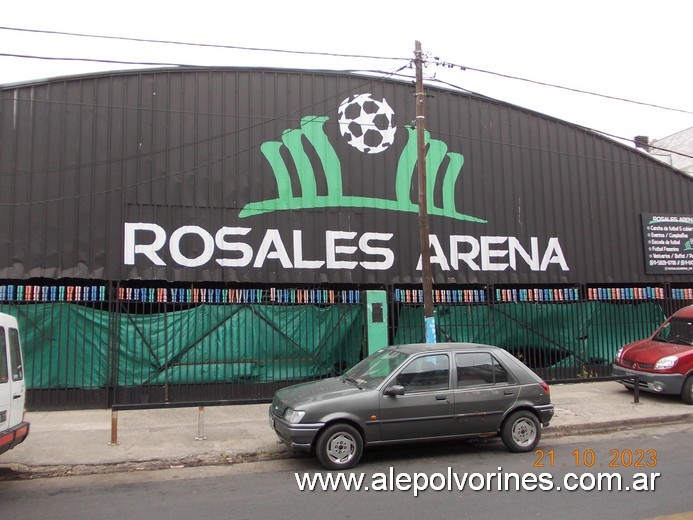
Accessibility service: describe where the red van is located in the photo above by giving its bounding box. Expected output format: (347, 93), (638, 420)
(612, 305), (693, 404)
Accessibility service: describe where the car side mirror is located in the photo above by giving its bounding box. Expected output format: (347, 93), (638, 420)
(384, 384), (405, 396)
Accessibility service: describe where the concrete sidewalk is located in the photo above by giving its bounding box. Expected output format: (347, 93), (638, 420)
(2, 382), (692, 477)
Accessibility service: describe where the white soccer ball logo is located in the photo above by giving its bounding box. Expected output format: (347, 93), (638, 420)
(338, 94), (396, 154)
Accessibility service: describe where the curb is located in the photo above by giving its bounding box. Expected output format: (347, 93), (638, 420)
(0, 449), (293, 482)
(544, 413), (693, 438)
(2, 413), (690, 481)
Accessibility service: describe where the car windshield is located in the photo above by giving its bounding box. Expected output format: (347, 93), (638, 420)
(343, 348), (410, 389)
(653, 317), (693, 345)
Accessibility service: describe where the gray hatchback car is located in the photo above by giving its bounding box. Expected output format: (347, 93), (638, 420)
(269, 343), (554, 469)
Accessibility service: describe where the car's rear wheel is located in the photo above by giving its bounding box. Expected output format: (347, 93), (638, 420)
(315, 423), (363, 470)
(501, 410), (541, 452)
(681, 376), (693, 405)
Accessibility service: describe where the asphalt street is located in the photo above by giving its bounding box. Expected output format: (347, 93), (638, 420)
(1, 423), (691, 520)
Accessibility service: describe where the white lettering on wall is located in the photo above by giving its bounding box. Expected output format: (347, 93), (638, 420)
(416, 235), (451, 271)
(254, 229), (293, 268)
(123, 223), (569, 272)
(540, 237), (569, 271)
(450, 235), (480, 270)
(359, 232), (395, 270)
(169, 225), (215, 267)
(124, 223), (166, 266)
(326, 231), (358, 269)
(215, 227), (252, 267)
(294, 230), (325, 269)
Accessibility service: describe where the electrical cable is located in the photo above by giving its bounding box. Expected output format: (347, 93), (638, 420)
(0, 65), (414, 177)
(0, 64), (414, 204)
(1, 38), (691, 198)
(0, 25), (408, 61)
(426, 75), (693, 161)
(431, 58), (693, 117)
(3, 25), (691, 117)
(1, 52), (211, 68)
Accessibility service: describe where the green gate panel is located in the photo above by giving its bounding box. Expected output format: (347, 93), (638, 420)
(0, 303), (110, 389)
(7, 298), (667, 393)
(118, 304), (364, 385)
(394, 301), (665, 367)
(2, 302), (364, 390)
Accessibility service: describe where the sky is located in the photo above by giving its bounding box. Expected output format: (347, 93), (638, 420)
(1, 0), (692, 147)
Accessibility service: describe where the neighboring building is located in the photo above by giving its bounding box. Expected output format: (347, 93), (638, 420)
(636, 127), (693, 176)
(0, 68), (691, 409)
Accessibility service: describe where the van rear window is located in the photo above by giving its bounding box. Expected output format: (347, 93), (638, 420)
(0, 328), (7, 383)
(8, 328), (22, 381)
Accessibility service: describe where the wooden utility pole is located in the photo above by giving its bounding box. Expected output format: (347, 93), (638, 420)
(414, 41), (436, 343)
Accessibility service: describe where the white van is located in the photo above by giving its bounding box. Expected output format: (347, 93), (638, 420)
(0, 312), (29, 455)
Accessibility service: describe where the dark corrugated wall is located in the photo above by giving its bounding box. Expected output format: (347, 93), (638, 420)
(0, 68), (691, 285)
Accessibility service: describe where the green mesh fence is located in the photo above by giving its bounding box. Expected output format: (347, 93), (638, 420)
(0, 303), (363, 390)
(394, 301), (666, 368)
(0, 299), (670, 393)
(0, 303), (111, 389)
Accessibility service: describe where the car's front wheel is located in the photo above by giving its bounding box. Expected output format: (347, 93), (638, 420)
(501, 410), (541, 452)
(315, 423), (364, 470)
(681, 376), (693, 405)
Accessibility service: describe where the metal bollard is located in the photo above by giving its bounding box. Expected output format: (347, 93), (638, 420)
(109, 410), (120, 446)
(195, 406), (207, 441)
(633, 375), (640, 404)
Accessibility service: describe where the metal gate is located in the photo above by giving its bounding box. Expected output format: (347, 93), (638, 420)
(1, 282), (366, 410)
(389, 284), (693, 382)
(3, 280), (692, 410)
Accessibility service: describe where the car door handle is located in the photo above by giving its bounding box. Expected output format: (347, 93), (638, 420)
(504, 390), (515, 395)
(435, 395), (447, 401)
(13, 394), (21, 399)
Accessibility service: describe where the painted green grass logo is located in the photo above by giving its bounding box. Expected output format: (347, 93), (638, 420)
(240, 110), (486, 223)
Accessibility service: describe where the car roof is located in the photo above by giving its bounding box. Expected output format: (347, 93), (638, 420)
(387, 342), (502, 355)
(672, 305), (693, 319)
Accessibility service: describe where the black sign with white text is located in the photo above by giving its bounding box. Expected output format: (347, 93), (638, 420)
(642, 214), (693, 274)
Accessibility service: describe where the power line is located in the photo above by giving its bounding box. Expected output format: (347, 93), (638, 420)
(2, 64), (690, 188)
(3, 61), (690, 167)
(0, 52), (202, 68)
(1, 34), (691, 193)
(427, 75), (693, 161)
(3, 24), (691, 118)
(0, 65), (413, 202)
(0, 66), (416, 179)
(431, 58), (693, 116)
(0, 26), (408, 61)
(589, 130), (693, 161)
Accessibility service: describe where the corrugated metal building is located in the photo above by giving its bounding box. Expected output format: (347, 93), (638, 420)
(1, 68), (691, 409)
